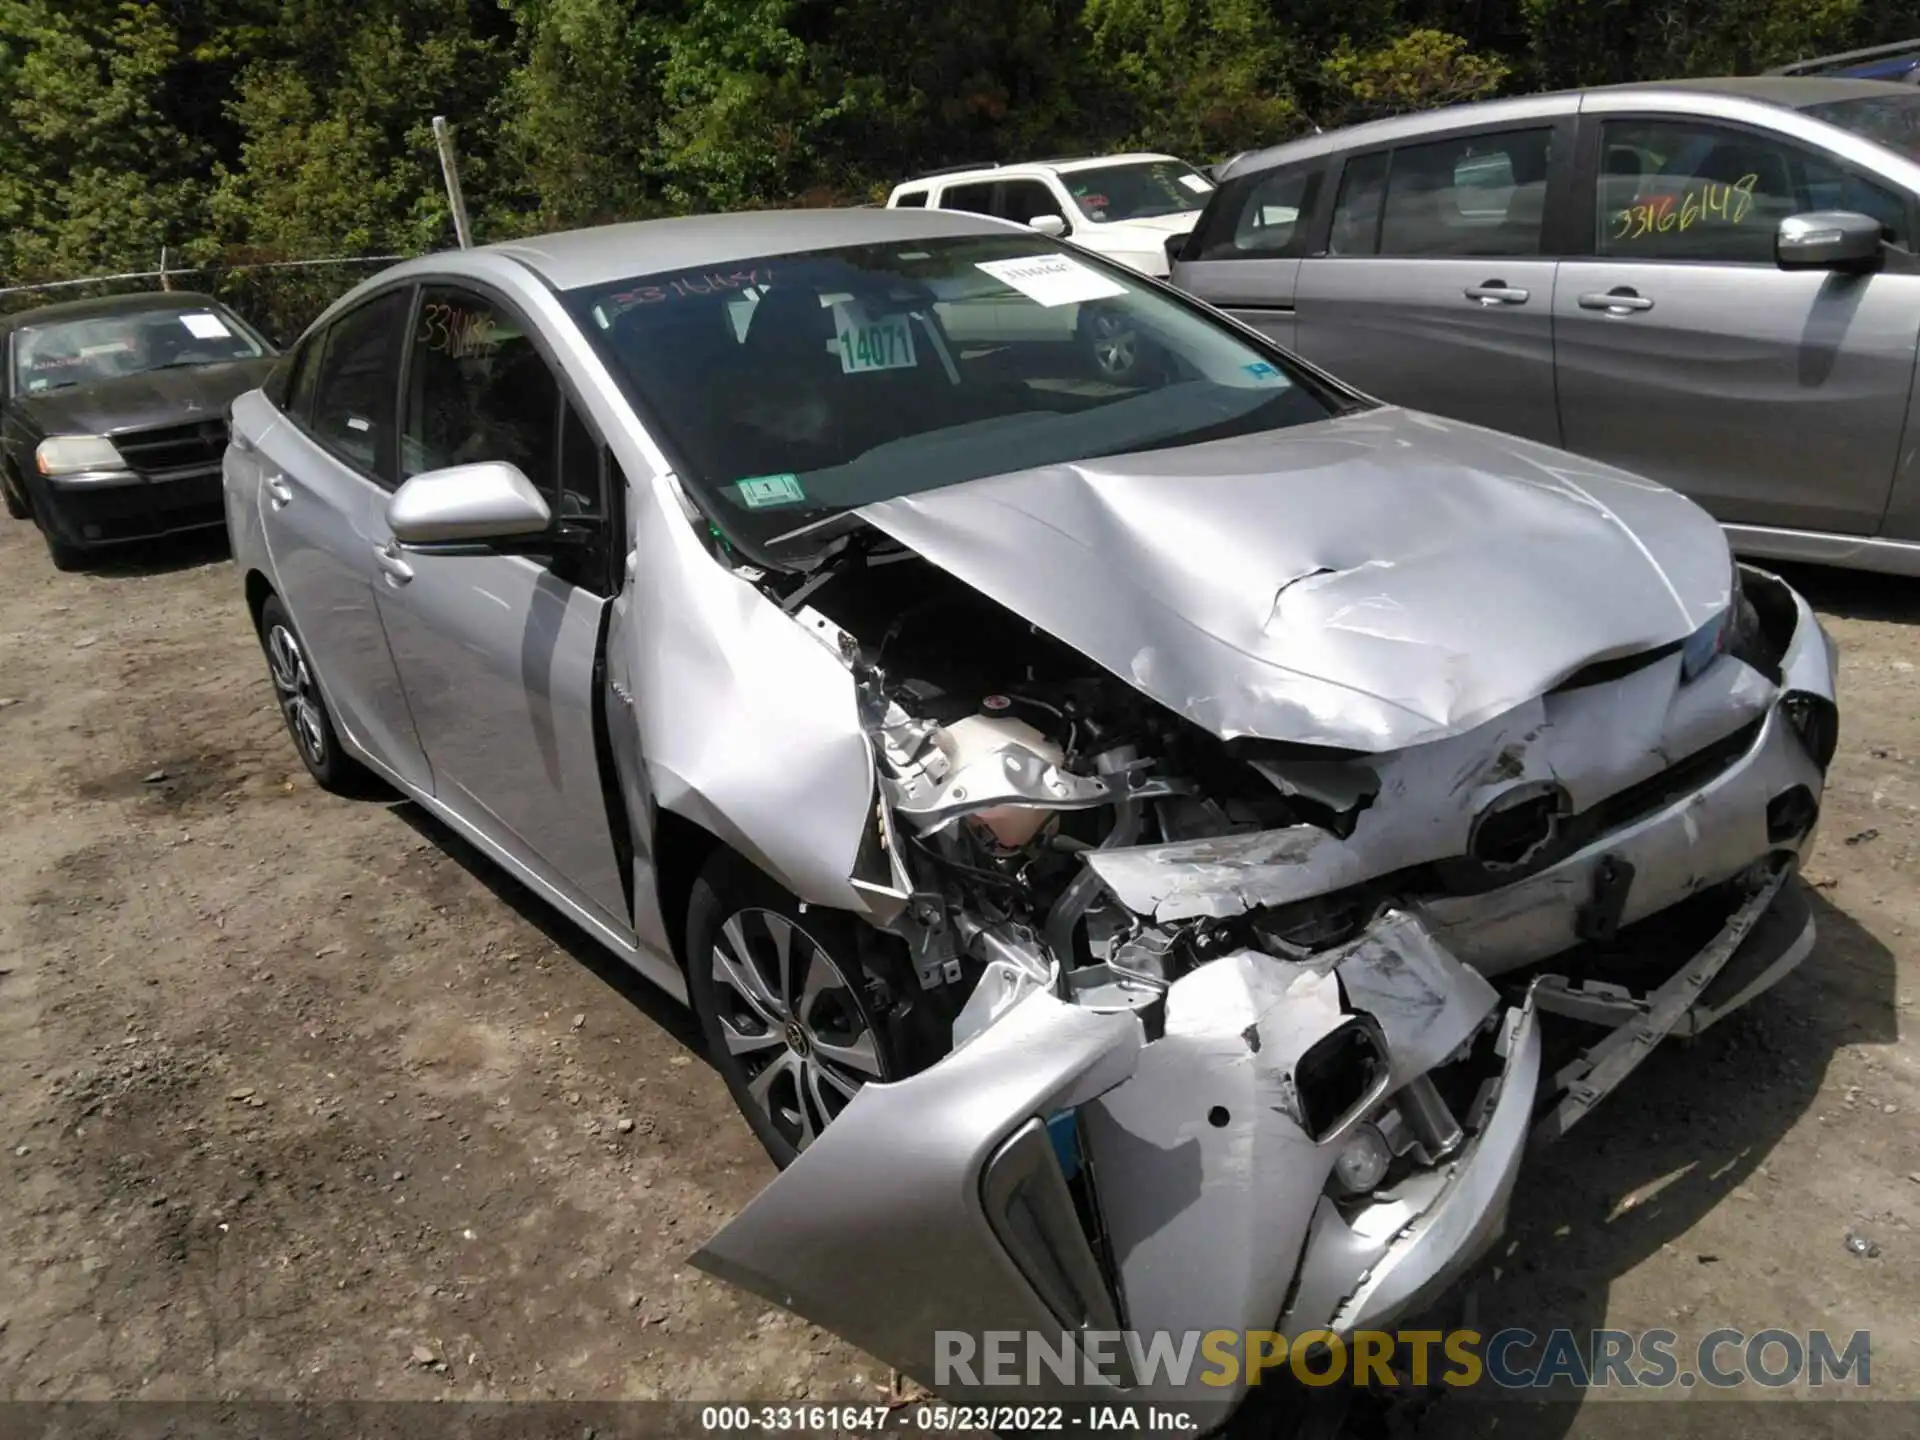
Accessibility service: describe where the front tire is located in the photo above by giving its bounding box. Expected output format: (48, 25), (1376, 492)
(2, 470), (26, 521)
(256, 593), (371, 794)
(686, 848), (928, 1168)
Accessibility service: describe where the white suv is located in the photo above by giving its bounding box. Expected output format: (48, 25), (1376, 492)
(886, 153), (1214, 277)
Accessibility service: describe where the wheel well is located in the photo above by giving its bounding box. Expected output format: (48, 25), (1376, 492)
(244, 570), (275, 633)
(652, 809), (722, 971)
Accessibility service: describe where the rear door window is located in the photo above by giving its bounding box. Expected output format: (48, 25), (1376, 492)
(1328, 151), (1390, 255)
(1377, 128), (1554, 256)
(305, 290), (409, 482)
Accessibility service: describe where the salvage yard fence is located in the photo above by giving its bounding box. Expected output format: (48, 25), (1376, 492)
(0, 249), (415, 345)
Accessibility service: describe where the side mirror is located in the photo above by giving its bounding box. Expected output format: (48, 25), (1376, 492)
(1776, 210), (1884, 272)
(1029, 214), (1069, 239)
(387, 461), (551, 546)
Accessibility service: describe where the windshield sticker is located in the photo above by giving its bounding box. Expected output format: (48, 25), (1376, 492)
(976, 255), (1128, 308)
(1179, 173), (1213, 194)
(180, 312), (233, 340)
(1612, 174), (1758, 242)
(733, 473), (808, 509)
(832, 302), (917, 374)
(1242, 361), (1284, 385)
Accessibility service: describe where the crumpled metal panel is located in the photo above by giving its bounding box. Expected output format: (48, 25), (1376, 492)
(859, 406), (1734, 752)
(1334, 912), (1500, 1092)
(1083, 641), (1779, 926)
(691, 989), (1146, 1405)
(624, 469), (879, 911)
(1080, 952), (1346, 1403)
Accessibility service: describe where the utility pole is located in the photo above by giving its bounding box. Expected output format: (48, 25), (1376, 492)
(432, 115), (474, 250)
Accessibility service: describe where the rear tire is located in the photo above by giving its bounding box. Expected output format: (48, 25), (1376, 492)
(685, 847), (936, 1168)
(256, 593), (373, 794)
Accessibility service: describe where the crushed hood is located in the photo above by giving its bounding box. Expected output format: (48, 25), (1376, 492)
(857, 407), (1735, 753)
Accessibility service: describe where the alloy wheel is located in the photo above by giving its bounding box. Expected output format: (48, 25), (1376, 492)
(1088, 309), (1140, 378)
(265, 623), (327, 768)
(709, 907), (884, 1153)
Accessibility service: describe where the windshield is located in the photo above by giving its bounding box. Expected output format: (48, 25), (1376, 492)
(1060, 161), (1214, 223)
(1804, 93), (1920, 161)
(565, 232), (1349, 564)
(11, 303), (268, 395)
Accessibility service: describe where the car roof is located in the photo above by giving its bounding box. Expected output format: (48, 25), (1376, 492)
(1, 289), (223, 331)
(894, 153), (1187, 189)
(1219, 76), (1917, 181)
(486, 207), (1018, 292)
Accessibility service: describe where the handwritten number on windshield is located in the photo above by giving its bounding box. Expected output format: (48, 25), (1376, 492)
(1612, 173), (1760, 241)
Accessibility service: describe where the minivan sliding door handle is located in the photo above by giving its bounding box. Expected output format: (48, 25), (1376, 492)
(1464, 282), (1530, 305)
(1577, 288), (1654, 314)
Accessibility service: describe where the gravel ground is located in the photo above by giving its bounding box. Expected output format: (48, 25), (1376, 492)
(0, 516), (1915, 1431)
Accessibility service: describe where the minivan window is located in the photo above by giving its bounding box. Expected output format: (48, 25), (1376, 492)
(1377, 128), (1553, 256)
(566, 234), (1350, 565)
(1220, 170), (1323, 258)
(1596, 118), (1908, 259)
(894, 191), (929, 208)
(1329, 152), (1390, 255)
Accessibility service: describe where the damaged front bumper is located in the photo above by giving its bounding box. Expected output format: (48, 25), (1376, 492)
(695, 910), (1542, 1411)
(693, 571), (1838, 1414)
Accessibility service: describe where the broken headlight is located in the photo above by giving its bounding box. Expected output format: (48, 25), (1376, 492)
(1680, 602), (1734, 683)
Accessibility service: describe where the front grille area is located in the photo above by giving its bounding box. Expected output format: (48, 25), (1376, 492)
(114, 419), (229, 480)
(1419, 716), (1768, 897)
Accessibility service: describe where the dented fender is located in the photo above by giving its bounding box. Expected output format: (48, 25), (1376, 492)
(623, 469), (881, 913)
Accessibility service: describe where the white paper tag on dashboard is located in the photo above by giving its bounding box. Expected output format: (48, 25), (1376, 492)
(976, 255), (1128, 308)
(181, 312), (232, 340)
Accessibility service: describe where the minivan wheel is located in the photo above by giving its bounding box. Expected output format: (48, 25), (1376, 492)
(2, 470), (26, 520)
(686, 848), (924, 1168)
(256, 594), (370, 794)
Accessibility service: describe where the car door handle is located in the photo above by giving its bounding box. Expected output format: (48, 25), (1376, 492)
(1464, 282), (1530, 305)
(265, 475), (292, 509)
(373, 541), (414, 585)
(1578, 288), (1655, 314)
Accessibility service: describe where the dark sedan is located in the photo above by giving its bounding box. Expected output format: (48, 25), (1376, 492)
(1, 291), (276, 569)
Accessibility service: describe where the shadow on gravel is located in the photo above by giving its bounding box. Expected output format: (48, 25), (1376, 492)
(387, 800), (706, 1056)
(1378, 892), (1897, 1440)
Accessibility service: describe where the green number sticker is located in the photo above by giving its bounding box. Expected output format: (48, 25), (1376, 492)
(733, 473), (807, 509)
(833, 301), (917, 375)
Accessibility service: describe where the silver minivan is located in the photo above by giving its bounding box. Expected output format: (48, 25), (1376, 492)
(1173, 76), (1920, 575)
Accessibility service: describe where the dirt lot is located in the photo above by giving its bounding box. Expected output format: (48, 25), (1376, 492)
(1, 514), (1917, 1432)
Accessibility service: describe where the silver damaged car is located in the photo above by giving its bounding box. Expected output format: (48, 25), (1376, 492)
(224, 207), (1840, 1417)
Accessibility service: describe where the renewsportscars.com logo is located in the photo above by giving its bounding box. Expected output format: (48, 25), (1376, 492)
(934, 1328), (1872, 1391)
